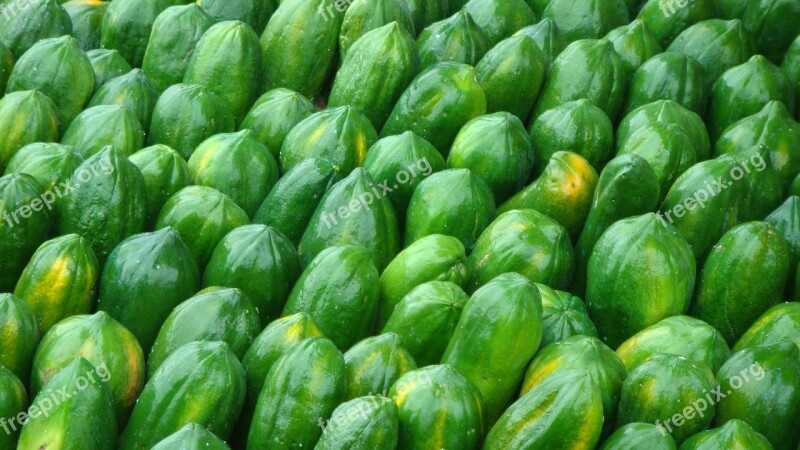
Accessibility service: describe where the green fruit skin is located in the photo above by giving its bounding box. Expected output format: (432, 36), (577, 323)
(377, 234), (468, 328)
(363, 131), (446, 218)
(572, 153), (660, 297)
(0, 0), (72, 58)
(129, 144), (192, 229)
(0, 41), (12, 95)
(315, 395), (400, 450)
(416, 11), (491, 68)
(542, 0), (629, 42)
(18, 357), (117, 450)
(600, 423), (677, 450)
(155, 186), (250, 267)
(246, 337), (346, 450)
(624, 52), (709, 117)
(381, 62), (487, 155)
(197, 0), (277, 34)
(462, 0), (537, 46)
(62, 0), (108, 52)
(532, 38), (627, 122)
(737, 0), (800, 65)
(239, 88), (315, 159)
(252, 157), (341, 246)
(691, 222), (791, 344)
(280, 106), (379, 175)
(141, 4), (214, 93)
(61, 104), (146, 158)
(783, 35), (800, 116)
(636, 0), (715, 47)
(734, 302), (800, 351)
(283, 245), (380, 350)
(443, 272), (543, 423)
(338, 0), (415, 59)
(204, 224), (300, 325)
(184, 20), (264, 124)
(97, 227), (200, 353)
(499, 151), (599, 239)
(680, 419), (774, 450)
(513, 18), (567, 73)
(14, 234), (98, 335)
(151, 424), (231, 450)
(100, 0), (174, 68)
(188, 130), (279, 218)
(728, 145), (783, 222)
(604, 19), (663, 75)
(0, 294), (39, 384)
(298, 167), (400, 271)
(344, 333), (417, 399)
(30, 311), (144, 423)
(447, 112), (535, 203)
(390, 364), (487, 450)
(0, 365), (26, 449)
(521, 335), (625, 437)
(148, 83), (236, 160)
(54, 145), (146, 262)
(536, 283), (598, 347)
(476, 34), (545, 122)
(714, 342), (800, 450)
(88, 68), (159, 129)
(260, 0), (344, 99)
(382, 281), (469, 367)
(86, 48), (132, 92)
(0, 90), (60, 171)
(403, 0), (448, 32)
(405, 168), (495, 251)
(616, 353), (715, 444)
(330, 22), (420, 130)
(5, 142), (84, 192)
(586, 213), (696, 348)
(0, 173), (51, 292)
(120, 341), (246, 449)
(484, 368), (604, 450)
(467, 208), (574, 292)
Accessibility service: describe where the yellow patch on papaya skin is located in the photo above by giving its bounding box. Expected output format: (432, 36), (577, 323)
(521, 357), (564, 395)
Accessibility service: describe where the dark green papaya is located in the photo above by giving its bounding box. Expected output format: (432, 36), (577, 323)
(737, 0), (800, 65)
(0, 41), (11, 95)
(197, 0), (277, 34)
(542, 0), (629, 42)
(86, 48), (132, 92)
(0, 0), (71, 58)
(733, 302), (800, 351)
(782, 35), (800, 114)
(338, 0), (415, 58)
(129, 144), (192, 228)
(448, 112), (535, 202)
(239, 88), (315, 158)
(154, 186), (250, 266)
(5, 143), (83, 192)
(0, 89), (60, 169)
(0, 364), (26, 449)
(344, 333), (416, 399)
(315, 395), (399, 450)
(148, 83), (236, 160)
(282, 246), (379, 350)
(88, 68), (159, 129)
(600, 423), (677, 450)
(30, 311), (144, 422)
(390, 364), (486, 450)
(119, 341), (246, 449)
(586, 213), (696, 348)
(604, 19), (662, 75)
(513, 18), (566, 73)
(404, 0), (448, 32)
(636, 0), (715, 47)
(62, 0), (108, 51)
(329, 22), (420, 130)
(280, 106), (379, 175)
(100, 0), (174, 67)
(416, 11), (490, 68)
(681, 419), (774, 450)
(204, 224), (300, 324)
(0, 294), (39, 384)
(18, 357), (116, 450)
(484, 368), (603, 449)
(443, 272), (543, 423)
(462, 0), (537, 46)
(624, 52), (709, 116)
(14, 234), (98, 334)
(61, 105), (145, 158)
(536, 283), (597, 346)
(728, 145), (782, 222)
(381, 281), (469, 366)
(246, 337), (346, 450)
(617, 122), (696, 196)
(152, 424), (231, 450)
(381, 62), (487, 155)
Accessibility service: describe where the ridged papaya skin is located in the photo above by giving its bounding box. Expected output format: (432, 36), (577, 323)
(484, 369), (603, 450)
(155, 186), (250, 267)
(736, 0), (800, 65)
(783, 35), (800, 115)
(468, 209), (574, 292)
(714, 342), (800, 450)
(728, 145), (782, 223)
(536, 283), (597, 346)
(239, 88), (315, 158)
(734, 302), (800, 351)
(0, 90), (60, 171)
(88, 68), (158, 129)
(283, 245), (380, 350)
(120, 341), (246, 450)
(382, 62), (487, 155)
(61, 105), (146, 158)
(586, 213), (696, 348)
(0, 294), (39, 384)
(18, 357), (117, 450)
(382, 281), (469, 367)
(5, 143), (83, 193)
(390, 364), (486, 450)
(197, 0), (277, 35)
(416, 11), (490, 68)
(246, 337), (346, 450)
(636, 0), (715, 47)
(204, 225), (300, 325)
(54, 145), (146, 263)
(344, 333), (416, 400)
(63, 0), (108, 51)
(513, 19), (567, 73)
(315, 395), (400, 450)
(404, 0), (448, 32)
(681, 419), (773, 450)
(604, 19), (662, 75)
(600, 423), (677, 450)
(30, 311), (144, 423)
(443, 273), (543, 423)
(338, 0), (415, 58)
(0, 173), (51, 292)
(14, 234), (98, 335)
(624, 52), (709, 117)
(542, 0), (629, 42)
(86, 49), (132, 92)
(0, 41), (11, 95)
(616, 353), (715, 444)
(97, 227), (200, 353)
(0, 0), (71, 58)
(0, 365), (26, 449)
(100, 0), (175, 68)
(462, 0), (537, 46)
(280, 106), (379, 175)
(129, 145), (192, 229)
(151, 424), (231, 450)
(330, 22), (420, 130)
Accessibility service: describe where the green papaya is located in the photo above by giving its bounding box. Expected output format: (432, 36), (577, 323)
(536, 283), (597, 346)
(737, 0), (800, 64)
(681, 420), (774, 450)
(728, 145), (782, 222)
(61, 105), (146, 158)
(604, 19), (662, 75)
(416, 11), (490, 68)
(618, 99), (711, 162)
(636, 0), (715, 47)
(513, 18), (566, 73)
(86, 48), (132, 92)
(600, 423), (677, 450)
(129, 144), (192, 228)
(462, 0), (537, 46)
(0, 41), (11, 95)
(5, 143), (82, 192)
(88, 68), (158, 129)
(782, 35), (800, 114)
(0, 365), (26, 449)
(733, 302), (800, 351)
(624, 52), (709, 116)
(100, 0), (174, 67)
(344, 333), (416, 399)
(0, 294), (39, 384)
(315, 395), (399, 450)
(239, 88), (315, 158)
(62, 0), (108, 51)
(196, 0), (277, 34)
(338, 0), (415, 59)
(0, 0), (71, 58)
(542, 0), (629, 42)
(152, 424), (231, 450)
(403, 0), (448, 32)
